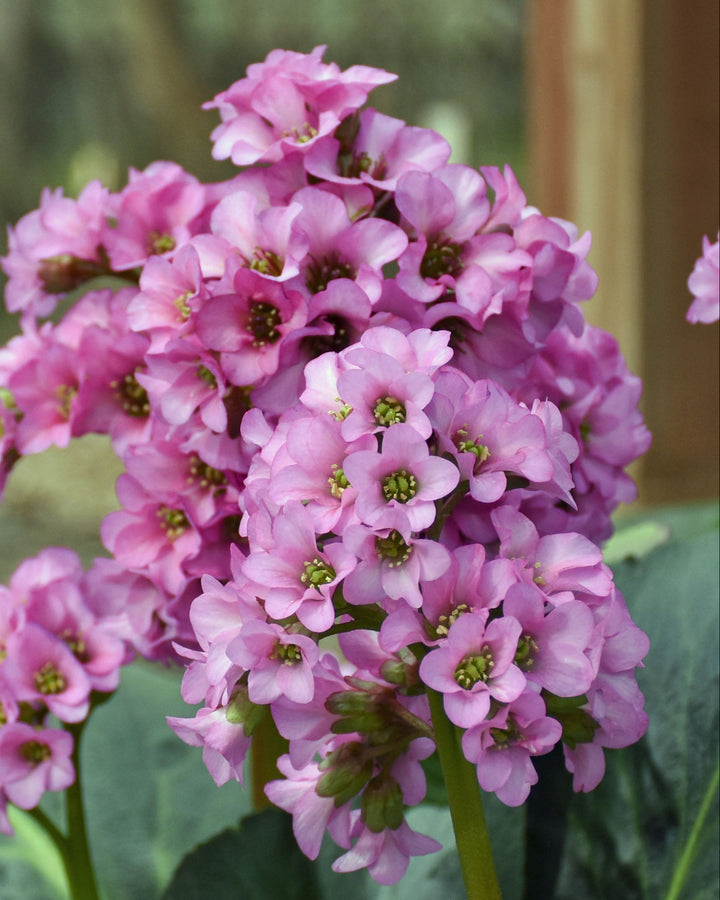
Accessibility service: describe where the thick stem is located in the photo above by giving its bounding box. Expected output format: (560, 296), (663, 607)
(64, 722), (100, 900)
(250, 710), (290, 810)
(428, 688), (502, 900)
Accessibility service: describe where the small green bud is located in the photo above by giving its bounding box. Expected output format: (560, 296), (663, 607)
(316, 751), (373, 806)
(361, 775), (405, 832)
(226, 687), (266, 736)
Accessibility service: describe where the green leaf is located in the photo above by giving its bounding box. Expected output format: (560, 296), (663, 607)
(0, 807), (70, 900)
(162, 807), (370, 900)
(555, 505), (719, 899)
(0, 661), (253, 899)
(81, 661), (253, 899)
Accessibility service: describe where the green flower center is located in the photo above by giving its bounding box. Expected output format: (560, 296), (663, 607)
(56, 384), (77, 420)
(20, 740), (52, 765)
(157, 505), (189, 540)
(270, 641), (303, 665)
(147, 231), (176, 255)
(381, 469), (417, 503)
(247, 300), (281, 347)
(489, 718), (522, 748)
(454, 647), (494, 689)
(328, 464), (349, 498)
(300, 557), (336, 591)
(189, 456), (227, 490)
(514, 633), (539, 670)
(375, 531), (412, 567)
(373, 396), (406, 427)
(282, 123), (319, 144)
(435, 603), (470, 637)
(305, 251), (356, 294)
(196, 365), (218, 388)
(62, 630), (89, 663)
(420, 238), (464, 280)
(454, 426), (490, 464)
(113, 372), (150, 417)
(174, 291), (192, 320)
(249, 248), (283, 277)
(34, 662), (67, 696)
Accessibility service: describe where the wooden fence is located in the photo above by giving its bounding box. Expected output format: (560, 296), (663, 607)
(527, 0), (719, 506)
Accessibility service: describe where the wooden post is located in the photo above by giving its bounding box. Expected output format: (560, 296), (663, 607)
(527, 0), (719, 507)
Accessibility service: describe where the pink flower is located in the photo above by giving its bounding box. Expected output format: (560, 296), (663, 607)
(419, 612), (526, 728)
(304, 108), (451, 190)
(103, 161), (206, 270)
(686, 233), (719, 324)
(0, 723), (74, 809)
(342, 523), (451, 609)
(332, 814), (441, 885)
(265, 753), (352, 860)
(241, 502), (355, 632)
(1, 180), (110, 321)
(502, 582), (595, 696)
(227, 619), (319, 705)
(2, 624), (91, 722)
(195, 264), (308, 386)
(462, 691), (562, 806)
(342, 423), (459, 533)
(167, 702), (252, 787)
(205, 46), (396, 166)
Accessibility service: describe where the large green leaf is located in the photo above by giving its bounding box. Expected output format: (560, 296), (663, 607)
(555, 505), (719, 899)
(0, 661), (252, 899)
(161, 806), (350, 900)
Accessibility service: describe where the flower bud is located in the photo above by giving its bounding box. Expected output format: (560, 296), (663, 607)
(361, 774), (405, 832)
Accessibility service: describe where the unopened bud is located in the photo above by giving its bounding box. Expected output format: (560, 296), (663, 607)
(361, 774), (405, 832)
(316, 749), (373, 806)
(226, 686), (266, 736)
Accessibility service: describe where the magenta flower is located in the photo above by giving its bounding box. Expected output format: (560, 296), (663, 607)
(342, 523), (451, 609)
(267, 413), (374, 534)
(205, 46), (396, 166)
(419, 612), (525, 728)
(332, 814), (441, 885)
(431, 374), (558, 504)
(343, 423), (459, 533)
(461, 691), (562, 806)
(418, 544), (518, 639)
(241, 502), (355, 632)
(0, 723), (74, 809)
(304, 108), (451, 191)
(502, 582), (595, 696)
(195, 264), (308, 385)
(1, 180), (110, 321)
(686, 233), (719, 324)
(102, 161), (206, 270)
(227, 619), (319, 705)
(265, 753), (353, 860)
(2, 624), (91, 723)
(288, 186), (408, 302)
(167, 702), (252, 787)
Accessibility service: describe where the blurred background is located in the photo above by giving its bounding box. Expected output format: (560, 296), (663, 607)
(0, 0), (717, 577)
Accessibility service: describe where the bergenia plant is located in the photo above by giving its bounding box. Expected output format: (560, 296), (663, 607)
(0, 46), (660, 899)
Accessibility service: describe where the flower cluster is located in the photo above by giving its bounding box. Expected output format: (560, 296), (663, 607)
(0, 548), (129, 832)
(0, 46), (651, 883)
(686, 233), (719, 324)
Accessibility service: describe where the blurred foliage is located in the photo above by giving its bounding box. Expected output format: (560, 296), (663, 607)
(0, 0), (526, 247)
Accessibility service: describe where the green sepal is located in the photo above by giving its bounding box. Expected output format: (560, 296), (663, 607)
(226, 688), (266, 736)
(361, 775), (405, 833)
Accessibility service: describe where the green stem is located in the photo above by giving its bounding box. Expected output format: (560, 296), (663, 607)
(250, 710), (290, 810)
(663, 760), (720, 900)
(27, 723), (100, 900)
(427, 688), (502, 900)
(63, 722), (100, 900)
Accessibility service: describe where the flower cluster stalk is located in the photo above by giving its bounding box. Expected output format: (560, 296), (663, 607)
(428, 688), (501, 900)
